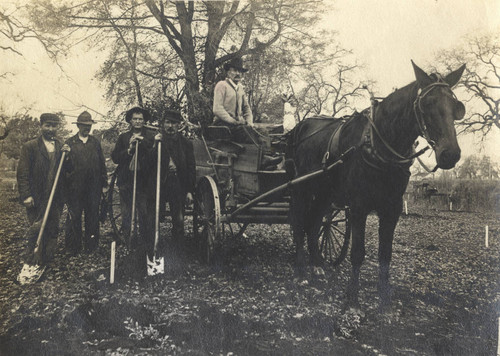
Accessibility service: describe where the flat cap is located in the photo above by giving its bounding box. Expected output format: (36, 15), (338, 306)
(40, 113), (61, 124)
(163, 109), (183, 123)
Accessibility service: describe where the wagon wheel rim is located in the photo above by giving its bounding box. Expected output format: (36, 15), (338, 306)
(319, 207), (351, 266)
(194, 176), (221, 264)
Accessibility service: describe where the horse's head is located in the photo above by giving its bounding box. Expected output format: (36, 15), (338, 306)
(412, 61), (466, 169)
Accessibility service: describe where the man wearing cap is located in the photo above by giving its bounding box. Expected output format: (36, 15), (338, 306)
(64, 111), (108, 254)
(111, 107), (156, 275)
(213, 57), (281, 168)
(17, 113), (69, 264)
(154, 109), (195, 258)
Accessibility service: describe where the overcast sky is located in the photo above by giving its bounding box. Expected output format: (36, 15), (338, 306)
(0, 0), (499, 162)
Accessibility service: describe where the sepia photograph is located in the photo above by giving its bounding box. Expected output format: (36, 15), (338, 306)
(0, 0), (499, 354)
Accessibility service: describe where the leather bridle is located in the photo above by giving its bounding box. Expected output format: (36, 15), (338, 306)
(365, 80), (454, 170)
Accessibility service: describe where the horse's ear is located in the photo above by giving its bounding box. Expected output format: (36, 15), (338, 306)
(411, 60), (433, 88)
(444, 64), (466, 88)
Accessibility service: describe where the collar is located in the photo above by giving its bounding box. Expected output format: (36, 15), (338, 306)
(226, 78), (240, 90)
(42, 137), (55, 145)
(78, 134), (89, 143)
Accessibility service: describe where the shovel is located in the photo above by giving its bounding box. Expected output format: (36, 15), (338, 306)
(129, 142), (139, 249)
(147, 141), (164, 276)
(18, 151), (66, 285)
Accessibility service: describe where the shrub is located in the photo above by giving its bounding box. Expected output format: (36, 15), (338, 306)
(450, 179), (500, 212)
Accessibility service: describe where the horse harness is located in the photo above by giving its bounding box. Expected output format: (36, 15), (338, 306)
(362, 79), (456, 173)
(290, 78), (454, 173)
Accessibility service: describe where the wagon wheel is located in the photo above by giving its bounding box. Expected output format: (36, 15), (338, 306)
(318, 206), (351, 266)
(193, 176), (222, 264)
(107, 172), (126, 244)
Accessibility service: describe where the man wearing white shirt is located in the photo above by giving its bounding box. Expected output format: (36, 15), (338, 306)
(17, 113), (69, 264)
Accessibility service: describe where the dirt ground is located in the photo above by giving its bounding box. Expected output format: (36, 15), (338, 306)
(0, 172), (499, 356)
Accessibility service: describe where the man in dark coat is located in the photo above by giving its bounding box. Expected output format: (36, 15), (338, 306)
(111, 107), (155, 275)
(17, 113), (69, 264)
(64, 111), (108, 254)
(154, 109), (195, 257)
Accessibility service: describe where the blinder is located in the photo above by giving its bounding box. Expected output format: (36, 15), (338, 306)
(454, 101), (465, 121)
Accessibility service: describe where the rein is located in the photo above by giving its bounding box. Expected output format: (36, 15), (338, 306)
(364, 81), (452, 168)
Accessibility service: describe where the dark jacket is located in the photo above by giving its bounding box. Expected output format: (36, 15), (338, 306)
(160, 133), (196, 195)
(111, 129), (155, 189)
(17, 136), (65, 208)
(65, 134), (107, 193)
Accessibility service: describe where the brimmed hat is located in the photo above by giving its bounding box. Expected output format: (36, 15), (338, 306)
(163, 109), (183, 123)
(125, 107), (151, 123)
(40, 113), (61, 125)
(223, 57), (248, 72)
(74, 111), (96, 125)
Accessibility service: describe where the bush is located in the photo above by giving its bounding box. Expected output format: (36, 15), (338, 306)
(409, 178), (500, 212)
(450, 179), (500, 212)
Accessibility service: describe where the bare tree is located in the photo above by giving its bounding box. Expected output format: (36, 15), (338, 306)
(295, 61), (368, 119)
(26, 0), (330, 121)
(435, 32), (500, 135)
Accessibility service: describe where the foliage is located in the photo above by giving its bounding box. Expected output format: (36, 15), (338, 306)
(0, 112), (71, 160)
(450, 179), (500, 212)
(457, 154), (499, 179)
(0, 114), (39, 160)
(434, 32), (500, 134)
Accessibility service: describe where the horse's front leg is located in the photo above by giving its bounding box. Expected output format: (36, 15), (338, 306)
(377, 205), (401, 309)
(346, 208), (368, 309)
(305, 196), (330, 268)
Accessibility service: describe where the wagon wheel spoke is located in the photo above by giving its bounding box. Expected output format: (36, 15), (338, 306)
(318, 208), (351, 266)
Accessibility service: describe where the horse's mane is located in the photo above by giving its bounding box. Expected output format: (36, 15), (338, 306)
(375, 81), (419, 140)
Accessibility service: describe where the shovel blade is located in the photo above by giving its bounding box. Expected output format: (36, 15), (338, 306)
(17, 263), (46, 285)
(146, 255), (164, 276)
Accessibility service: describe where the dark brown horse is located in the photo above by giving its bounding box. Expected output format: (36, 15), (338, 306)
(286, 61), (465, 309)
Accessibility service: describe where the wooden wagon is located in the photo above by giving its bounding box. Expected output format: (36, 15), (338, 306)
(106, 124), (352, 266)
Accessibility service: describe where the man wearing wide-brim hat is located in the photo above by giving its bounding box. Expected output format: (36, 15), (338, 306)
(111, 106), (156, 277)
(64, 111), (108, 255)
(17, 113), (69, 264)
(213, 57), (281, 168)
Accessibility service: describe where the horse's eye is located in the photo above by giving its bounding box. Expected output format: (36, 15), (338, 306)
(454, 101), (465, 121)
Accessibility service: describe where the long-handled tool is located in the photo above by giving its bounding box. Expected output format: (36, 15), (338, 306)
(17, 151), (66, 285)
(147, 141), (164, 276)
(129, 142), (139, 249)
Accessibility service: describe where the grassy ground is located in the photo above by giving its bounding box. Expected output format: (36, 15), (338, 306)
(0, 171), (499, 355)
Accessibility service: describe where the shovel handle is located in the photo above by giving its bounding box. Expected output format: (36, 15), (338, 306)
(129, 143), (139, 248)
(33, 151), (66, 256)
(154, 141), (161, 256)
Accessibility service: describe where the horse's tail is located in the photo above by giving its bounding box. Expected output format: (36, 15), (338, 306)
(284, 122), (305, 179)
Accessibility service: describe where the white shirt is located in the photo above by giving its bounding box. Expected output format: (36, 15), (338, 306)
(283, 102), (298, 133)
(42, 137), (55, 153)
(78, 134), (89, 143)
